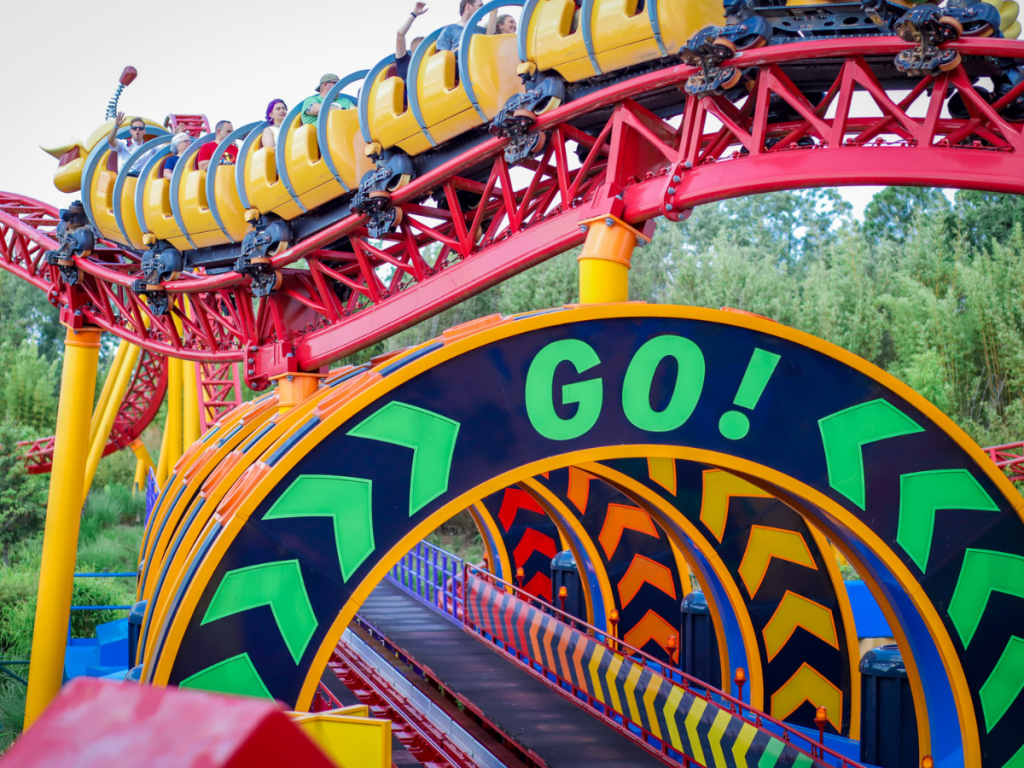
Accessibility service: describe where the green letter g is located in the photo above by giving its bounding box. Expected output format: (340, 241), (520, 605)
(525, 340), (603, 441)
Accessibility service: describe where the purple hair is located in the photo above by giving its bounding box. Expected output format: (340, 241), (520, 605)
(265, 99), (286, 124)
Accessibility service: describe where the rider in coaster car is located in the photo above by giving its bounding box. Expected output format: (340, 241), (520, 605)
(397, 2), (429, 81)
(436, 0), (498, 51)
(262, 99), (288, 149)
(162, 133), (192, 181)
(300, 74), (356, 126)
(196, 120), (238, 170)
(494, 13), (517, 33)
(106, 113), (158, 177)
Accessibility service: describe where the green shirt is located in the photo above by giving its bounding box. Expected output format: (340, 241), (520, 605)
(300, 93), (357, 125)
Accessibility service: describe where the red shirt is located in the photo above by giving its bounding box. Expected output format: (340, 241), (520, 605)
(196, 142), (239, 167)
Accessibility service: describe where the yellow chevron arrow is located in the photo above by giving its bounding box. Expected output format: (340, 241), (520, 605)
(647, 457), (677, 495)
(684, 697), (709, 767)
(762, 591), (839, 662)
(731, 722), (759, 768)
(708, 708), (733, 768)
(770, 663), (843, 732)
(738, 526), (817, 597)
(700, 469), (772, 543)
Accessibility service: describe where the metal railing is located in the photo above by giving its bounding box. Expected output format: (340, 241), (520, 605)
(68, 572), (138, 640)
(463, 563), (862, 768)
(386, 540), (465, 621)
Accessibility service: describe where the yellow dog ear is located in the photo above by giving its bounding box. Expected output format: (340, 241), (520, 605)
(40, 140), (82, 159)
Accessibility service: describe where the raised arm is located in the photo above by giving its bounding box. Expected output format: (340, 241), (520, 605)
(106, 111), (125, 149)
(397, 2), (427, 59)
(486, 9), (498, 35)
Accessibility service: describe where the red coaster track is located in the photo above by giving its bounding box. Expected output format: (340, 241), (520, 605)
(3, 38), (1024, 388)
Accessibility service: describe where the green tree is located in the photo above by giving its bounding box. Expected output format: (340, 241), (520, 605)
(955, 190), (1024, 248)
(0, 422), (46, 567)
(0, 342), (60, 435)
(862, 186), (951, 245)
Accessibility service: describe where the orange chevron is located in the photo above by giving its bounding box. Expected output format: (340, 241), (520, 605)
(647, 457), (677, 495)
(617, 555), (677, 608)
(567, 467), (597, 513)
(542, 615), (558, 670)
(599, 503), (659, 558)
(572, 634), (590, 695)
(623, 609), (678, 656)
(700, 469), (772, 543)
(498, 487), (547, 531)
(523, 571), (553, 602)
(770, 663), (843, 733)
(513, 528), (558, 568)
(763, 591), (839, 662)
(738, 525), (817, 597)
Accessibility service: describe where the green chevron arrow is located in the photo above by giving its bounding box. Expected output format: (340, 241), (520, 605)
(179, 653), (272, 699)
(897, 469), (999, 572)
(263, 475), (375, 582)
(949, 549), (1024, 647)
(818, 399), (923, 509)
(980, 635), (1024, 733)
(348, 401), (460, 516)
(202, 560), (317, 664)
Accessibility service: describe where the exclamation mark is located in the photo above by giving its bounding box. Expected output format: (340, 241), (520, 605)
(719, 349), (781, 440)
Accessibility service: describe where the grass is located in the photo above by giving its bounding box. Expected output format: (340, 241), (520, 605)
(0, 484), (144, 752)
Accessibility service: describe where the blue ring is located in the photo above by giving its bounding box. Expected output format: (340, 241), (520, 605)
(407, 27), (444, 148)
(580, 0), (602, 75)
(133, 147), (174, 237)
(517, 0), (543, 62)
(170, 134), (217, 249)
(459, 0), (527, 123)
(275, 104), (308, 214)
(113, 134), (171, 244)
(206, 122), (260, 242)
(235, 124), (271, 212)
(648, 0), (667, 57)
(359, 56), (397, 145)
(318, 70), (368, 192)
(82, 125), (133, 228)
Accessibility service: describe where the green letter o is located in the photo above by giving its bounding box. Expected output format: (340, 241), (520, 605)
(525, 340), (603, 441)
(622, 335), (705, 432)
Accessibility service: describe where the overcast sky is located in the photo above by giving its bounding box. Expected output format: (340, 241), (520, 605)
(2, 0), (886, 217)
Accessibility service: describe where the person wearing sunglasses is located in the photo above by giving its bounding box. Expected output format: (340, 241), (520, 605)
(106, 112), (156, 176)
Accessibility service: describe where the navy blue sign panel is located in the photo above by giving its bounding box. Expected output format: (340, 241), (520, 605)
(154, 308), (1023, 768)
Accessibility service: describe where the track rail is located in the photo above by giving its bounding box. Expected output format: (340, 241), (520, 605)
(4, 38), (1024, 389)
(325, 637), (483, 768)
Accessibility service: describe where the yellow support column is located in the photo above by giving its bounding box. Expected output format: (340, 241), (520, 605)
(165, 356), (184, 475)
(88, 339), (129, 444)
(130, 438), (155, 495)
(24, 326), (102, 729)
(154, 409), (171, 489)
(183, 360), (201, 448)
(577, 214), (651, 304)
(82, 343), (142, 498)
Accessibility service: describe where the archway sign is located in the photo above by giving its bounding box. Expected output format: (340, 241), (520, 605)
(144, 305), (1024, 768)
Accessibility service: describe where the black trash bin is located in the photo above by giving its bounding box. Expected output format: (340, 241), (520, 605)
(128, 600), (147, 667)
(680, 591), (721, 688)
(550, 550), (586, 621)
(860, 644), (918, 768)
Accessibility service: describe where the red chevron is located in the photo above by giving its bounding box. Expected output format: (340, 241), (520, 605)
(623, 609), (678, 656)
(523, 571), (553, 602)
(497, 487), (547, 531)
(617, 554), (678, 608)
(513, 528), (558, 568)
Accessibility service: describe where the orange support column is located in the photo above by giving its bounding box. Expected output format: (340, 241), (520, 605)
(577, 214), (651, 304)
(273, 372), (325, 414)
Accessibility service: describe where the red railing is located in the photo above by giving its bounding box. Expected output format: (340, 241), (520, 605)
(463, 564), (861, 767)
(984, 442), (1024, 483)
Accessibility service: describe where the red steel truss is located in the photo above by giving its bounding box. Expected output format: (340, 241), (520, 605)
(15, 349), (167, 474)
(3, 38), (1024, 392)
(195, 361), (242, 433)
(984, 442), (1024, 483)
